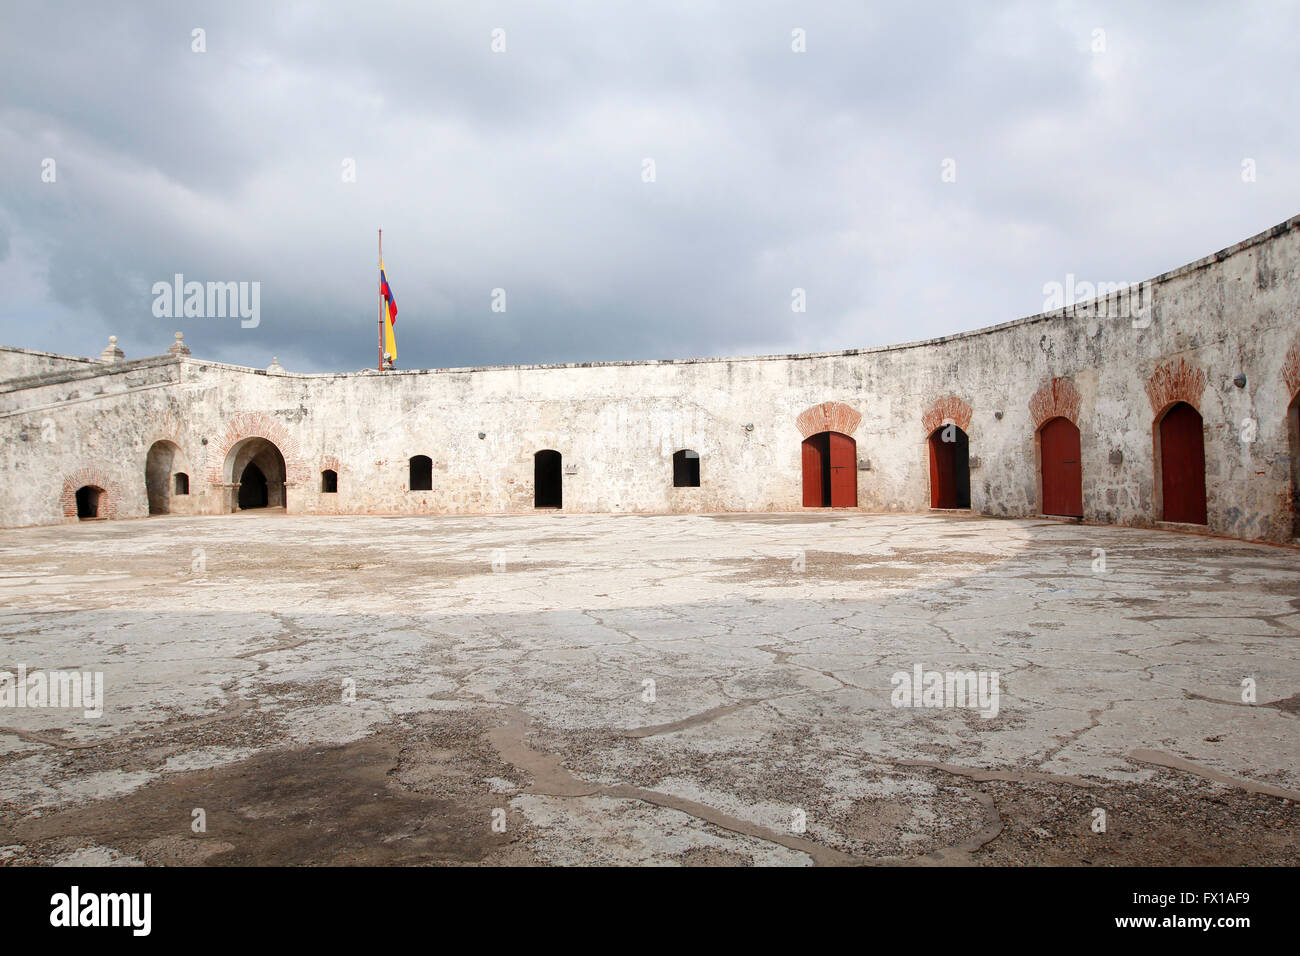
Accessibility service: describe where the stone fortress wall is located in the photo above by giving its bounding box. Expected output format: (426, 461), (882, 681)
(2, 214), (1299, 543)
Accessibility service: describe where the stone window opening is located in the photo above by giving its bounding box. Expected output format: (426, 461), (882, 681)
(409, 455), (433, 492)
(321, 469), (338, 494)
(673, 449), (701, 487)
(174, 473), (189, 496)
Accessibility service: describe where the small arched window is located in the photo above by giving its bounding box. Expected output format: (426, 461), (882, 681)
(321, 469), (338, 493)
(174, 473), (189, 495)
(673, 449), (701, 487)
(409, 455), (433, 491)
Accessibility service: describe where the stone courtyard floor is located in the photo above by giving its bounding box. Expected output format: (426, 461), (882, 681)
(0, 511), (1297, 866)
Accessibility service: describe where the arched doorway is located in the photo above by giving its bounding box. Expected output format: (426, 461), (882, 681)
(75, 486), (103, 519)
(1288, 393), (1299, 537)
(1157, 401), (1207, 524)
(802, 431), (856, 507)
(224, 437), (287, 512)
(238, 464), (268, 509)
(145, 440), (186, 515)
(534, 450), (562, 508)
(1039, 417), (1083, 518)
(928, 425), (970, 509)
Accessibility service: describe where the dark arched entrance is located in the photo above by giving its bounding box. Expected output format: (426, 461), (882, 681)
(145, 440), (186, 515)
(223, 437), (287, 512)
(535, 450), (562, 508)
(928, 425), (970, 509)
(238, 463), (269, 509)
(1289, 393), (1300, 537)
(75, 486), (103, 519)
(1158, 401), (1207, 524)
(802, 431), (856, 507)
(1039, 417), (1083, 518)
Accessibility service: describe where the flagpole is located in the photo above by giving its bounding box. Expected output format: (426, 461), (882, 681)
(377, 228), (384, 372)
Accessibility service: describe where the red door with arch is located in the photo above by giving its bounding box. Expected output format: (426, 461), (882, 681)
(802, 431), (856, 507)
(927, 426), (971, 509)
(1039, 417), (1083, 517)
(1159, 402), (1207, 524)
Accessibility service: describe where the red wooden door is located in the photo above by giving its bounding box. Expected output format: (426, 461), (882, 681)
(802, 434), (828, 507)
(1160, 402), (1207, 524)
(828, 432), (857, 507)
(929, 431), (955, 508)
(1040, 417), (1082, 517)
(929, 427), (971, 508)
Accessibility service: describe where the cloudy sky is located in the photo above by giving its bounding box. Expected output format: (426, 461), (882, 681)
(1, 1), (1297, 372)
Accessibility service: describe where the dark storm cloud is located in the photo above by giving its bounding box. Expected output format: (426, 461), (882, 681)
(1, 1), (1297, 372)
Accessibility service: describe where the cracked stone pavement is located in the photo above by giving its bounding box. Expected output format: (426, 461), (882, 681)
(0, 511), (1297, 865)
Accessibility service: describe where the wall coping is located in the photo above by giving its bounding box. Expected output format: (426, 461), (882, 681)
(4, 211), (1297, 388)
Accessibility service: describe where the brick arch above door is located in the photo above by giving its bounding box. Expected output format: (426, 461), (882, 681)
(1145, 357), (1207, 416)
(1283, 332), (1300, 400)
(795, 401), (861, 438)
(1028, 377), (1081, 429)
(205, 412), (309, 486)
(921, 395), (972, 436)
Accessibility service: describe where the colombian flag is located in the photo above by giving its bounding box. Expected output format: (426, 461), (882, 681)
(379, 258), (398, 361)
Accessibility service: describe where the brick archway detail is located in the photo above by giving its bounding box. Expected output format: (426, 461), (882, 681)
(141, 407), (196, 472)
(796, 401), (862, 438)
(1145, 357), (1207, 415)
(1028, 377), (1082, 429)
(61, 468), (119, 518)
(206, 412), (309, 485)
(141, 408), (188, 451)
(1283, 334), (1300, 400)
(921, 396), (972, 436)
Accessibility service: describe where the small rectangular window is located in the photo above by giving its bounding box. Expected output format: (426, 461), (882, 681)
(409, 456), (432, 491)
(673, 450), (701, 487)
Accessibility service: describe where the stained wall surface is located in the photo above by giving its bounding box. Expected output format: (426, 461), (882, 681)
(2, 215), (1299, 542)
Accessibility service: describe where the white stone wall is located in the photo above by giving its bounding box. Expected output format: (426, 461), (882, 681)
(2, 215), (1298, 542)
(0, 346), (103, 382)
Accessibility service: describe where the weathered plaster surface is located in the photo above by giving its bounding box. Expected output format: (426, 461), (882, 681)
(0, 512), (1296, 865)
(1, 216), (1298, 542)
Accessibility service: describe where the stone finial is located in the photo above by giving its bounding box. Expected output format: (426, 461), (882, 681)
(267, 356), (285, 375)
(99, 335), (125, 363)
(167, 331), (191, 356)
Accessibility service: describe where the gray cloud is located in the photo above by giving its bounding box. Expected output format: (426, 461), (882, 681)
(1, 0), (1297, 372)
